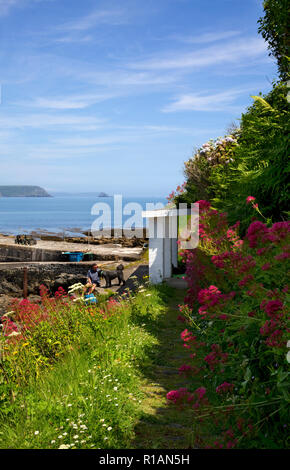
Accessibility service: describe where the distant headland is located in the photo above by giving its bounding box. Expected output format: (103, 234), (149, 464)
(0, 185), (52, 197)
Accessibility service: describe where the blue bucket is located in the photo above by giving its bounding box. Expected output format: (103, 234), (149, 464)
(84, 294), (98, 305)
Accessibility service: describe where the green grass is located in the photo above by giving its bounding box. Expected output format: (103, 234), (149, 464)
(0, 284), (171, 449)
(0, 282), (198, 450)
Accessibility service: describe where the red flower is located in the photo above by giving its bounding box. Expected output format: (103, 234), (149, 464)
(216, 382), (234, 394)
(246, 196), (256, 204)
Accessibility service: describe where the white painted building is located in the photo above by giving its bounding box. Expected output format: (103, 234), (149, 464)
(142, 206), (195, 284)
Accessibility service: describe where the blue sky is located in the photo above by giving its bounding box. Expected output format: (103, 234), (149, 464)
(0, 0), (277, 197)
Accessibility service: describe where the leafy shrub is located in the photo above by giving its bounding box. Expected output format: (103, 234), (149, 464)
(258, 0), (289, 80)
(223, 82), (290, 230)
(168, 200), (290, 448)
(172, 132), (240, 206)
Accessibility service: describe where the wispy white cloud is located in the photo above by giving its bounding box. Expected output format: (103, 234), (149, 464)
(163, 87), (254, 113)
(129, 38), (268, 71)
(167, 30), (241, 45)
(52, 7), (127, 43)
(15, 92), (120, 109)
(38, 8), (128, 44)
(53, 33), (94, 44)
(0, 113), (105, 130)
(57, 8), (127, 32)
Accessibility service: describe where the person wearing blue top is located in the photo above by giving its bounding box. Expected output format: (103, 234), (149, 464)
(86, 263), (102, 294)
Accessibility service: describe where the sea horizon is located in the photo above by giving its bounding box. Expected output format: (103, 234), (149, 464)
(0, 195), (168, 236)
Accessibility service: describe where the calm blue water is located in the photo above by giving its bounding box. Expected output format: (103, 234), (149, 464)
(0, 196), (168, 236)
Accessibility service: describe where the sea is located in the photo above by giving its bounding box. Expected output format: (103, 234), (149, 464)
(0, 195), (168, 236)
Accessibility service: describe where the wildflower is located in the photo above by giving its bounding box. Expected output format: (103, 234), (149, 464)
(178, 364), (193, 375)
(58, 444), (70, 449)
(246, 196), (256, 204)
(216, 382), (234, 394)
(262, 300), (283, 318)
(177, 315), (186, 322)
(34, 431), (39, 435)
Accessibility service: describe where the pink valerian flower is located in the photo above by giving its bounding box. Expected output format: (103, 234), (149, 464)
(260, 316), (286, 348)
(181, 329), (196, 342)
(180, 329), (197, 349)
(167, 386), (208, 409)
(269, 221), (290, 243)
(216, 382), (234, 394)
(178, 364), (192, 374)
(219, 314), (228, 320)
(54, 286), (67, 299)
(198, 285), (221, 307)
(246, 196), (256, 204)
(212, 251), (256, 275)
(178, 364), (200, 376)
(196, 200), (211, 211)
(256, 247), (268, 256)
(195, 387), (206, 399)
(1, 317), (19, 336)
(177, 315), (186, 323)
(261, 263), (271, 271)
(261, 299), (284, 318)
(275, 250), (290, 261)
(238, 274), (254, 287)
(246, 221), (269, 248)
(204, 344), (228, 371)
(266, 330), (284, 347)
(166, 388), (194, 405)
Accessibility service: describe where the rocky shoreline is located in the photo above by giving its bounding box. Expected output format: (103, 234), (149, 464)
(0, 261), (149, 314)
(0, 228), (148, 248)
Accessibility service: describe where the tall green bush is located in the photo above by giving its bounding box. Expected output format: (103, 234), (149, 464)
(223, 82), (289, 230)
(258, 0), (289, 81)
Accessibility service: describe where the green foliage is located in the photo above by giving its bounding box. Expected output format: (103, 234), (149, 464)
(0, 284), (169, 449)
(258, 0), (290, 80)
(177, 82), (289, 233)
(223, 82), (290, 230)
(176, 132), (240, 205)
(178, 204), (290, 448)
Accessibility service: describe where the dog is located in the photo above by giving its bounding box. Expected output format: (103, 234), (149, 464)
(100, 264), (126, 288)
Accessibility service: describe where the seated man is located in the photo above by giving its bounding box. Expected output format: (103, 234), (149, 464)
(86, 263), (102, 294)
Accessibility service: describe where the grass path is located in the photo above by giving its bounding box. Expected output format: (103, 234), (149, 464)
(132, 289), (196, 449)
